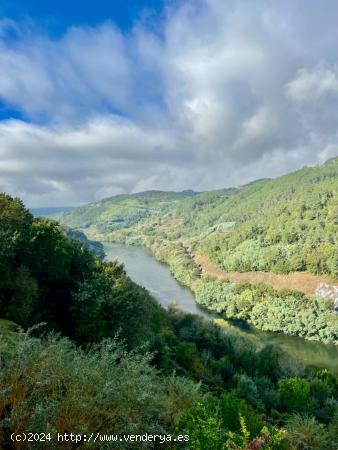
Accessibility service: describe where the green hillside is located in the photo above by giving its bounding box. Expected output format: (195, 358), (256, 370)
(54, 158), (338, 347)
(6, 193), (338, 449)
(57, 157), (338, 278)
(53, 190), (197, 230)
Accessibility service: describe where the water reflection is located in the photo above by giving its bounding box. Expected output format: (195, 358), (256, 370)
(104, 242), (338, 374)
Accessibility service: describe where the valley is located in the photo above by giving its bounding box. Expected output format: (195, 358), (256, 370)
(1, 172), (338, 448)
(54, 157), (338, 346)
(104, 242), (338, 374)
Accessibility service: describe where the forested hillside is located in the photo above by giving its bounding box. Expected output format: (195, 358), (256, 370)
(56, 158), (338, 278)
(55, 158), (338, 346)
(1, 193), (338, 449)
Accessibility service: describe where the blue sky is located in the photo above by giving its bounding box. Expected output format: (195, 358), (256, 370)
(0, 0), (338, 206)
(0, 0), (167, 122)
(0, 0), (166, 34)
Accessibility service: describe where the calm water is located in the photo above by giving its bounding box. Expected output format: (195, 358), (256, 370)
(104, 242), (338, 373)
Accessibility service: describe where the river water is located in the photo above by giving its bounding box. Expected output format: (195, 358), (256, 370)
(104, 242), (338, 373)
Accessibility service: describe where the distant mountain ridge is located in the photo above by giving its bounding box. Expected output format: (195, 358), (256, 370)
(30, 206), (74, 217)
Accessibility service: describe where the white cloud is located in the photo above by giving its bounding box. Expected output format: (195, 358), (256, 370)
(0, 0), (338, 206)
(0, 22), (134, 120)
(0, 117), (191, 206)
(286, 66), (338, 102)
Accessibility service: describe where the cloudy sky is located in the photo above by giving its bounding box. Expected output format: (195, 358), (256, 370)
(0, 0), (338, 206)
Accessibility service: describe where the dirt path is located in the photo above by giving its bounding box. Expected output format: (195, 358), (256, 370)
(194, 253), (338, 295)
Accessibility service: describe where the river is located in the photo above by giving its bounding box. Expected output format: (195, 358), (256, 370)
(104, 242), (338, 373)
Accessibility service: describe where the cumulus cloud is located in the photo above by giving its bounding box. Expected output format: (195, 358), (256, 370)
(0, 0), (338, 206)
(0, 21), (135, 121)
(0, 117), (187, 205)
(286, 66), (338, 102)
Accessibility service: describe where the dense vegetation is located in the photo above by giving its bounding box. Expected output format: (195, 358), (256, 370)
(0, 194), (164, 345)
(1, 193), (338, 449)
(53, 158), (338, 346)
(194, 278), (338, 345)
(56, 157), (338, 278)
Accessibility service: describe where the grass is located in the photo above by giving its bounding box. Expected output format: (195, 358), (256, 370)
(0, 319), (23, 354)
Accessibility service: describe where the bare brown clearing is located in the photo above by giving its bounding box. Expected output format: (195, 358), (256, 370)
(194, 253), (338, 295)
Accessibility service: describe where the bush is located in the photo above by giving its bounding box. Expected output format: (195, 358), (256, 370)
(279, 378), (310, 413)
(0, 333), (201, 449)
(286, 415), (330, 450)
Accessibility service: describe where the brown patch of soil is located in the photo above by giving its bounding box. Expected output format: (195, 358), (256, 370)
(194, 253), (338, 295)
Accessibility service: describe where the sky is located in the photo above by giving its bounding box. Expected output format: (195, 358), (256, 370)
(0, 0), (338, 207)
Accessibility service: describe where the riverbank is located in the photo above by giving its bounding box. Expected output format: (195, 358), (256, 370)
(83, 228), (338, 347)
(133, 238), (338, 346)
(103, 242), (338, 373)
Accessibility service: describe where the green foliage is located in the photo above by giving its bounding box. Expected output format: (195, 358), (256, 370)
(285, 415), (330, 450)
(0, 333), (201, 449)
(235, 374), (262, 408)
(0, 319), (23, 355)
(2, 192), (338, 449)
(175, 400), (224, 450)
(0, 193), (33, 265)
(57, 158), (338, 278)
(52, 190), (196, 231)
(52, 159), (338, 349)
(175, 397), (285, 450)
(194, 277), (338, 345)
(219, 392), (264, 436)
(0, 194), (36, 324)
(226, 417), (286, 450)
(278, 378), (310, 413)
(72, 260), (166, 348)
(147, 240), (200, 287)
(328, 412), (338, 449)
(0, 194), (167, 348)
(30, 218), (89, 284)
